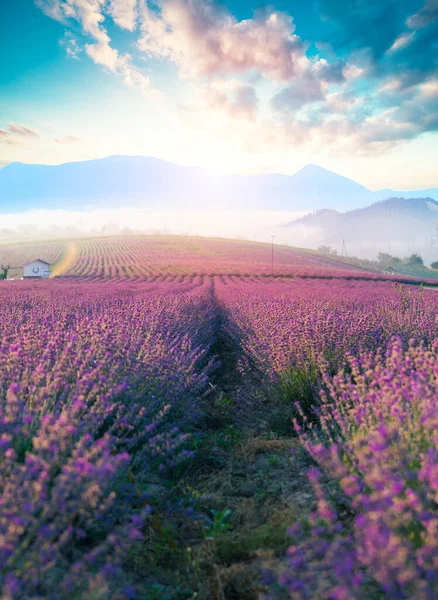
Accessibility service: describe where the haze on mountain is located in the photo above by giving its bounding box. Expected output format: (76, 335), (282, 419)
(280, 197), (438, 263)
(1, 157), (437, 214)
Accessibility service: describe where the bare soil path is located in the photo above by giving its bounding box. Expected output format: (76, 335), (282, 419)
(51, 241), (78, 277)
(132, 279), (315, 599)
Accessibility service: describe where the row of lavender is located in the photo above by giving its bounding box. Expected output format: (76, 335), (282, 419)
(217, 278), (438, 599)
(0, 280), (216, 598)
(218, 278), (436, 379)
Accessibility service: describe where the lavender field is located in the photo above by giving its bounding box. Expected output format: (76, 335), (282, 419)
(4, 0), (438, 595)
(1, 237), (437, 599)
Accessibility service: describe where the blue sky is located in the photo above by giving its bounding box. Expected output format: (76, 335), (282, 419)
(1, 0), (437, 189)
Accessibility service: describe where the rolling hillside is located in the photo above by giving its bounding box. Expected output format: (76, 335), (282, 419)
(2, 234), (435, 285)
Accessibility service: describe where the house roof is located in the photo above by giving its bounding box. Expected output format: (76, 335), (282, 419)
(24, 259), (51, 266)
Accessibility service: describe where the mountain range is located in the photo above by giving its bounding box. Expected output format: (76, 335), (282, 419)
(0, 156), (437, 213)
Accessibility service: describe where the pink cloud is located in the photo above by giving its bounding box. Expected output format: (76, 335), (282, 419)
(54, 135), (85, 144)
(271, 74), (326, 113)
(8, 123), (39, 138)
(138, 1), (306, 80)
(201, 80), (259, 121)
(1, 123), (38, 145)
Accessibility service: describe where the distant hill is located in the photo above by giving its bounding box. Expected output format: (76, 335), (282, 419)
(281, 197), (438, 262)
(0, 156), (437, 213)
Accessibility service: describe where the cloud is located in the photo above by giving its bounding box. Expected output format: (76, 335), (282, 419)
(387, 32), (416, 53)
(108, 0), (138, 31)
(317, 0), (438, 84)
(36, 0), (117, 63)
(342, 83), (438, 153)
(419, 78), (438, 97)
(325, 91), (362, 113)
(317, 1), (437, 87)
(271, 76), (325, 113)
(370, 74), (438, 138)
(34, 0), (65, 21)
(35, 0), (158, 97)
(342, 64), (366, 80)
(269, 57), (353, 115)
(54, 135), (85, 144)
(0, 130), (18, 146)
(406, 0), (438, 30)
(60, 30), (81, 59)
(7, 123), (39, 138)
(257, 68), (437, 155)
(33, 0), (438, 159)
(379, 78), (403, 93)
(2, 124), (85, 149)
(312, 58), (346, 83)
(317, 0), (408, 59)
(198, 80), (259, 121)
(138, 1), (307, 80)
(0, 136), (23, 147)
(85, 39), (127, 73)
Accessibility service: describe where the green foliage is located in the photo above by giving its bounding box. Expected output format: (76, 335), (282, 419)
(431, 261), (438, 270)
(203, 508), (233, 539)
(317, 245), (337, 256)
(404, 253), (424, 266)
(216, 390), (234, 408)
(268, 453), (281, 467)
(215, 521), (290, 562)
(139, 584), (196, 600)
(217, 424), (243, 447)
(377, 253), (402, 266)
(277, 362), (319, 412)
(377, 252), (392, 263)
(0, 264), (10, 280)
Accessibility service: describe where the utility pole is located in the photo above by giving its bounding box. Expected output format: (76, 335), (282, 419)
(341, 238), (348, 257)
(271, 235), (275, 274)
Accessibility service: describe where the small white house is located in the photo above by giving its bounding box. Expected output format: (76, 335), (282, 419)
(23, 259), (51, 279)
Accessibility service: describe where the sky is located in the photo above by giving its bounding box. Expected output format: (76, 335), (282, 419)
(1, 0), (437, 190)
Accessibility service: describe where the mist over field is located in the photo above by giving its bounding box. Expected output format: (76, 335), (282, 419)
(0, 207), (305, 242)
(2, 198), (438, 266)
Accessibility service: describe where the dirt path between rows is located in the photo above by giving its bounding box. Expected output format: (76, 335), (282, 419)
(51, 241), (78, 277)
(134, 280), (315, 599)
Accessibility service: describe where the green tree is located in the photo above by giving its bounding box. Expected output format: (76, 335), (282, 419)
(317, 245), (337, 256)
(0, 265), (10, 280)
(404, 253), (424, 266)
(377, 252), (392, 263)
(431, 261), (438, 270)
